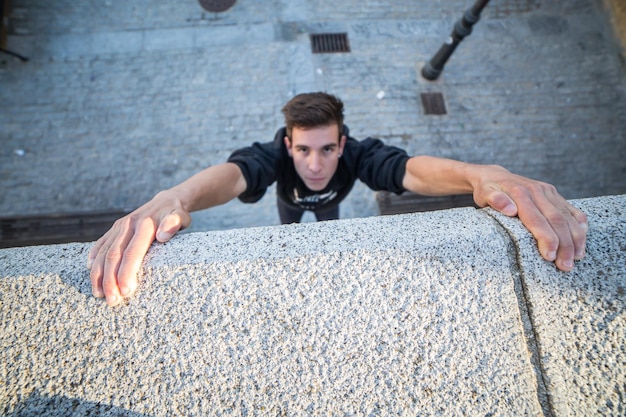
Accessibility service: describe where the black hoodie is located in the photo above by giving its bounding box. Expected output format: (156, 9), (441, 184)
(227, 125), (410, 212)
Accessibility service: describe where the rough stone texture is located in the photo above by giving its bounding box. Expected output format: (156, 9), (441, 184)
(1, 0), (625, 234)
(1, 195), (624, 416)
(487, 195), (626, 416)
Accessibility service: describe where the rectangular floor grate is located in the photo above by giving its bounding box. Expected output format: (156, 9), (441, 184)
(420, 92), (447, 115)
(310, 33), (351, 53)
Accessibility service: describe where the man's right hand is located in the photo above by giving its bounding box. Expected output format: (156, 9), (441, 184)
(86, 162), (250, 306)
(87, 191), (191, 306)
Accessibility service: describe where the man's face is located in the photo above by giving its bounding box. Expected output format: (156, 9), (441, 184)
(284, 124), (346, 191)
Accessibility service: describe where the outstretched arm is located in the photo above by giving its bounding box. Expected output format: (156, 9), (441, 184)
(402, 156), (588, 272)
(87, 162), (247, 306)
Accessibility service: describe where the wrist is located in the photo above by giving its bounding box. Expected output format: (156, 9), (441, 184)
(466, 164), (509, 192)
(154, 188), (189, 213)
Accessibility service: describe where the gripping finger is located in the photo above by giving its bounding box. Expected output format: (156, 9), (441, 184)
(96, 219), (134, 306)
(563, 200), (588, 260)
(156, 211), (190, 242)
(89, 227), (117, 297)
(116, 217), (158, 298)
(87, 227), (113, 270)
(521, 186), (582, 271)
(511, 188), (561, 262)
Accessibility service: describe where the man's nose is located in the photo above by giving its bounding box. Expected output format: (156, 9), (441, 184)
(308, 152), (322, 172)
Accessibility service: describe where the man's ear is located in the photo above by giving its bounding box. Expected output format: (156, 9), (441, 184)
(338, 135), (347, 156)
(284, 136), (293, 157)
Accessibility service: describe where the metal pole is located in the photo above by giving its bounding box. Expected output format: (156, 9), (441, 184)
(421, 0), (491, 81)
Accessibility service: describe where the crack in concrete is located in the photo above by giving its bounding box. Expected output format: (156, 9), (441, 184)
(481, 209), (555, 417)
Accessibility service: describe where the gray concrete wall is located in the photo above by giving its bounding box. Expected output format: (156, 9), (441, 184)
(1, 194), (624, 416)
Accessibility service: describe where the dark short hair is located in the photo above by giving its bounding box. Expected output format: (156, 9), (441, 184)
(281, 92), (344, 140)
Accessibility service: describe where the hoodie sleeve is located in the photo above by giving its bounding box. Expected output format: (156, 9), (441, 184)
(353, 137), (410, 194)
(227, 140), (280, 203)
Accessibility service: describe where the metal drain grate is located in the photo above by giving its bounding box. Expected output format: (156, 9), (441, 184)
(420, 92), (447, 115)
(310, 33), (351, 53)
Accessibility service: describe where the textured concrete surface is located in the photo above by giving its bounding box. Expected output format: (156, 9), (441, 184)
(1, 0), (625, 233)
(488, 194), (626, 416)
(1, 195), (624, 416)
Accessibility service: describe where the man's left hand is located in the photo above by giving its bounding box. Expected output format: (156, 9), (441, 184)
(473, 167), (588, 272)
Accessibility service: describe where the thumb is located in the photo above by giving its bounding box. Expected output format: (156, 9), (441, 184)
(483, 190), (518, 217)
(155, 211), (191, 242)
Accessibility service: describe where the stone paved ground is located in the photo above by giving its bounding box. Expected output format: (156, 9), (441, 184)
(1, 0), (625, 233)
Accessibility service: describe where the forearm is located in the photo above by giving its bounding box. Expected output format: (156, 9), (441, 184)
(161, 162), (247, 213)
(402, 156), (506, 196)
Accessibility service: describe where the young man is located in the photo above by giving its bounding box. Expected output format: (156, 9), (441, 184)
(88, 92), (588, 307)
(228, 93), (409, 224)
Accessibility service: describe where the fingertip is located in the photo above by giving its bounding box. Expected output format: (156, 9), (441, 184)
(156, 212), (182, 242)
(119, 283), (136, 297)
(89, 261), (104, 299)
(556, 258), (574, 272)
(117, 263), (140, 299)
(106, 295), (121, 306)
(156, 231), (173, 242)
(486, 191), (518, 217)
(571, 207), (588, 230)
(501, 203), (518, 217)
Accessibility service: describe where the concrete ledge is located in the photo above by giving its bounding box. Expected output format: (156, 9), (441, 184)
(1, 195), (624, 416)
(486, 194), (626, 416)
